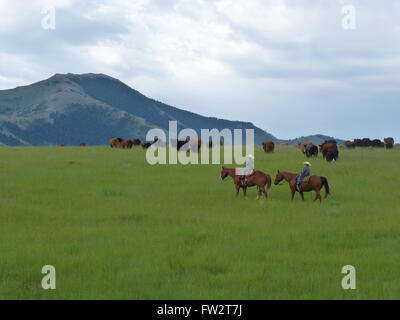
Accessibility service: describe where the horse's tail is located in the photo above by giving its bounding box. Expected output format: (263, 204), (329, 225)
(321, 177), (330, 198)
(267, 175), (272, 190)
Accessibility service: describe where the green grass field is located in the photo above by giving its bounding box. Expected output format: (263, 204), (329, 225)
(0, 145), (399, 300)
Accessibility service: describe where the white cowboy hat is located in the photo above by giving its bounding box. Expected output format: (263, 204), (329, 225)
(303, 161), (312, 166)
(247, 154), (254, 159)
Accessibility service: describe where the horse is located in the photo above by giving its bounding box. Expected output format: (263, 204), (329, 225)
(219, 167), (272, 199)
(274, 170), (330, 202)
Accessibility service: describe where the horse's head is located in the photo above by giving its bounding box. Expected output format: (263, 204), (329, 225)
(274, 170), (284, 185)
(220, 167), (229, 181)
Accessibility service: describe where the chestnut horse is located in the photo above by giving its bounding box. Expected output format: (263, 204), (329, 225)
(274, 170), (330, 202)
(220, 167), (272, 199)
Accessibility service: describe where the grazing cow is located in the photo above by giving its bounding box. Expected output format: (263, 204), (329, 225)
(384, 137), (394, 149)
(132, 139), (141, 146)
(353, 138), (384, 148)
(79, 143), (86, 147)
(121, 139), (133, 149)
(208, 138), (225, 148)
(344, 141), (356, 149)
(110, 137), (123, 148)
(372, 139), (384, 148)
(326, 150), (338, 162)
(172, 138), (190, 151)
(141, 138), (160, 149)
(59, 144), (65, 147)
(353, 139), (362, 147)
(323, 140), (337, 145)
(262, 141), (275, 153)
(280, 142), (289, 146)
(305, 143), (318, 158)
(298, 142), (311, 154)
(319, 141), (339, 161)
(141, 142), (151, 149)
(361, 138), (372, 147)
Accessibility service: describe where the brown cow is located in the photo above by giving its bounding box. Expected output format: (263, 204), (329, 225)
(121, 139), (133, 149)
(319, 142), (339, 161)
(344, 141), (355, 149)
(384, 137), (394, 149)
(298, 142), (311, 154)
(110, 137), (123, 148)
(280, 142), (289, 146)
(79, 143), (86, 147)
(262, 141), (275, 153)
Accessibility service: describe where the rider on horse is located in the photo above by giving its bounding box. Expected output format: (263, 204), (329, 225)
(296, 161), (311, 191)
(236, 154), (254, 186)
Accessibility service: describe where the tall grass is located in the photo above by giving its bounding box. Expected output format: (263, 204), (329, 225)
(0, 145), (399, 299)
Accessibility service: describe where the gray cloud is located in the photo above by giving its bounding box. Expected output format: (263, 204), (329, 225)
(0, 0), (399, 141)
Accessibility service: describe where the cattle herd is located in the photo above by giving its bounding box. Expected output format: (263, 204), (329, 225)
(108, 137), (205, 151)
(344, 137), (394, 149)
(260, 140), (339, 162)
(261, 137), (395, 162)
(60, 136), (396, 158)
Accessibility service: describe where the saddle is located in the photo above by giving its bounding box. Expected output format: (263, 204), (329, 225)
(296, 175), (311, 191)
(246, 170), (255, 177)
(296, 175), (310, 183)
(239, 171), (255, 187)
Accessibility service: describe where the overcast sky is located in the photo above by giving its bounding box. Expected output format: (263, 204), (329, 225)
(1, 0), (399, 141)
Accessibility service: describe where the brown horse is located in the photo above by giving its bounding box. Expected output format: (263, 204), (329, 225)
(220, 167), (272, 199)
(274, 170), (330, 202)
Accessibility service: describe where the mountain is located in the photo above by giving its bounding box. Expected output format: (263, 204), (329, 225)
(0, 73), (278, 146)
(284, 135), (345, 146)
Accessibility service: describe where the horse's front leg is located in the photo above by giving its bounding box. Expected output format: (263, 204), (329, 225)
(300, 191), (305, 201)
(235, 184), (240, 197)
(290, 185), (296, 200)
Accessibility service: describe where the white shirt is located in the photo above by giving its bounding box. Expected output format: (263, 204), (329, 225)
(235, 157), (254, 176)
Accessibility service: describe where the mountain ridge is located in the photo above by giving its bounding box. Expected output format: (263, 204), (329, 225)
(0, 73), (341, 146)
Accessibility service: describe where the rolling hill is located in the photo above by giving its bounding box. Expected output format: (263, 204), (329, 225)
(0, 73), (278, 146)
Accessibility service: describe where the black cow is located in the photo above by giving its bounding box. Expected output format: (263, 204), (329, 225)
(305, 143), (318, 158)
